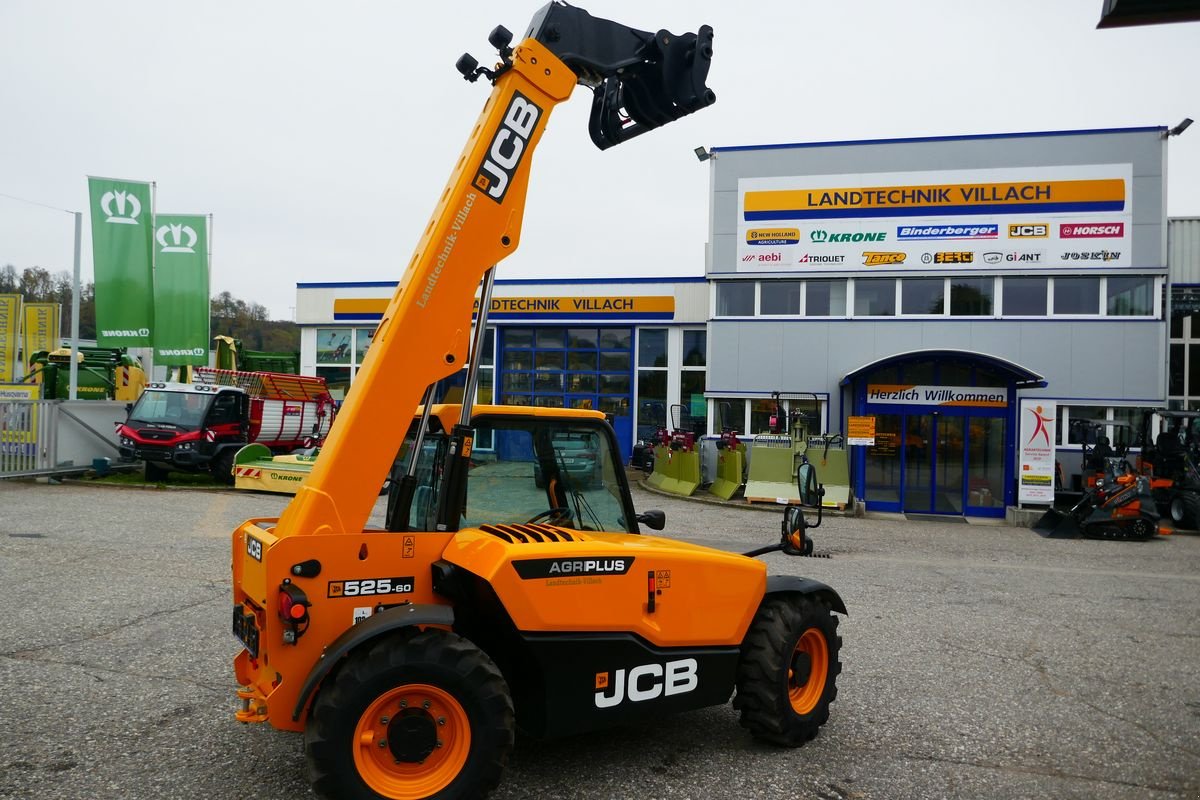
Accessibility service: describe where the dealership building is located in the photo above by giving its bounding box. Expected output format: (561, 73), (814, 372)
(296, 126), (1191, 519)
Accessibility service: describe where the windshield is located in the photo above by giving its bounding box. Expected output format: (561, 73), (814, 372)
(128, 389), (212, 430)
(398, 418), (632, 534)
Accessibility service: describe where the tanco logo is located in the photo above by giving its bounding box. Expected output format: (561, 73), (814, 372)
(811, 230), (886, 243)
(102, 328), (150, 337)
(158, 347), (206, 357)
(862, 251), (906, 266)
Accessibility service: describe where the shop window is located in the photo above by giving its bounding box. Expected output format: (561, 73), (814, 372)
(505, 328), (532, 348)
(680, 371), (707, 434)
(535, 328), (564, 348)
(534, 372), (563, 392)
(1190, 345), (1200, 396)
(1107, 276), (1154, 316)
(950, 278), (993, 316)
(716, 282), (755, 316)
(477, 369), (494, 404)
(750, 398), (778, 434)
(599, 397), (629, 415)
(712, 398), (745, 432)
(1064, 406), (1102, 444)
(600, 351), (630, 371)
(854, 279), (896, 316)
(901, 279), (945, 315)
(478, 328), (495, 366)
(600, 374), (630, 394)
(1170, 344), (1184, 396)
(535, 351), (565, 371)
(638, 328), (667, 368)
(599, 329), (631, 349)
(683, 330), (707, 366)
(637, 371), (667, 428)
(568, 328), (598, 349)
(1109, 408), (1142, 448)
(503, 372), (532, 392)
(1171, 313), (1185, 339)
(316, 366), (351, 400)
(506, 394), (532, 406)
(761, 281), (803, 315)
(806, 280), (846, 316)
(534, 396), (564, 408)
(1002, 277), (1047, 316)
(568, 373), (597, 393)
(355, 328), (376, 363)
(1054, 277), (1101, 315)
(939, 362), (972, 386)
(902, 361), (935, 385)
(316, 329), (353, 365)
(568, 351), (597, 371)
(973, 365), (1008, 388)
(503, 350), (531, 371)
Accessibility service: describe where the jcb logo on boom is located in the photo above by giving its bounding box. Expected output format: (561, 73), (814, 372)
(593, 658), (698, 708)
(473, 91), (542, 204)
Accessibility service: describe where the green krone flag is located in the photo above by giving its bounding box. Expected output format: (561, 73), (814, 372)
(88, 177), (154, 347)
(153, 214), (211, 366)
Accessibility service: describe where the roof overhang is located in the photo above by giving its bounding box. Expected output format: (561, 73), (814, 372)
(839, 349), (1047, 389)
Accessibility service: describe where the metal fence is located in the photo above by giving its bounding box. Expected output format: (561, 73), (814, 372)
(0, 399), (121, 479)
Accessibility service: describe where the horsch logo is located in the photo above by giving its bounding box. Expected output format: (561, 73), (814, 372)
(1060, 223), (1124, 238)
(100, 191), (142, 225)
(156, 223), (199, 254)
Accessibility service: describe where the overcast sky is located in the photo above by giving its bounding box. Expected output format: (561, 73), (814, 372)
(2, 1), (1196, 320)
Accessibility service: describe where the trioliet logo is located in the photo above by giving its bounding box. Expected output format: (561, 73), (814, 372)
(473, 91), (542, 204)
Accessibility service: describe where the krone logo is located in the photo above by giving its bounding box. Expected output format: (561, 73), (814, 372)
(156, 223), (198, 254)
(158, 347), (206, 357)
(100, 190), (142, 225)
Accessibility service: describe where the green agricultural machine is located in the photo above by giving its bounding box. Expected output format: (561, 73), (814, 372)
(646, 403), (702, 496)
(214, 335), (300, 375)
(743, 393), (851, 508)
(709, 401), (747, 500)
(24, 347), (146, 402)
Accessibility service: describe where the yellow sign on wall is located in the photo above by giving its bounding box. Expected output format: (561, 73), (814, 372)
(847, 415), (876, 446)
(334, 295), (675, 321)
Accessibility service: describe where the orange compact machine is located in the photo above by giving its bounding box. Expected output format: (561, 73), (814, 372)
(231, 5), (846, 798)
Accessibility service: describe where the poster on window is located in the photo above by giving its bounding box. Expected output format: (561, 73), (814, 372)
(1018, 399), (1057, 504)
(736, 164), (1132, 272)
(316, 329), (353, 364)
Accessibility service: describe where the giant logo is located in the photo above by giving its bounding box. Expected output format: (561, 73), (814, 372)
(473, 91), (542, 203)
(594, 658), (698, 708)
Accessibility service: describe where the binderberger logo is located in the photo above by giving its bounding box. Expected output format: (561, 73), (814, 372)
(156, 223), (198, 254)
(473, 91), (542, 204)
(100, 191), (142, 225)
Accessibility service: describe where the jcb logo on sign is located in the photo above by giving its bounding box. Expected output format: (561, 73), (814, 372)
(1008, 223), (1048, 238)
(473, 91), (542, 204)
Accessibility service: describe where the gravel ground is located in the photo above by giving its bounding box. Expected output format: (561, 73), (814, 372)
(0, 478), (1197, 800)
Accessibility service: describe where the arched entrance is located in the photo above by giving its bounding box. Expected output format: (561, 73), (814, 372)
(842, 350), (1045, 518)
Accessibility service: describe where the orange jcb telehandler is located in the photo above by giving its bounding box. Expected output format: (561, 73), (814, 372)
(230, 5), (846, 798)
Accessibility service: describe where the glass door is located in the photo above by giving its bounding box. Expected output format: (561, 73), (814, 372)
(934, 415), (965, 513)
(903, 415), (934, 513)
(965, 415), (1006, 516)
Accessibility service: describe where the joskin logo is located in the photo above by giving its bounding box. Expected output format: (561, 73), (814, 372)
(156, 223), (198, 254)
(811, 229), (886, 243)
(897, 224), (997, 240)
(862, 251), (906, 266)
(473, 91), (542, 204)
(512, 557), (634, 579)
(157, 347), (206, 357)
(102, 327), (151, 337)
(100, 190), (142, 225)
(1008, 223), (1049, 238)
(746, 228), (800, 246)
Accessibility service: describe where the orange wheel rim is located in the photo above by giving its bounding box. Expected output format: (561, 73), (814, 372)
(353, 683), (470, 799)
(788, 628), (829, 715)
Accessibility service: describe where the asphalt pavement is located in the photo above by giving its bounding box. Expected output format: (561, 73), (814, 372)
(0, 478), (1198, 800)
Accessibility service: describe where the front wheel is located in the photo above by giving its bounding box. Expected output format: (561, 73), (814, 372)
(211, 449), (235, 486)
(733, 594), (841, 747)
(1170, 492), (1200, 529)
(305, 629), (514, 800)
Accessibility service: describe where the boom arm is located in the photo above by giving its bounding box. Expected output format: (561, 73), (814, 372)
(274, 3), (715, 537)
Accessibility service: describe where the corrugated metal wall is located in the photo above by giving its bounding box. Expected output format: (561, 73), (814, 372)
(1169, 218), (1200, 284)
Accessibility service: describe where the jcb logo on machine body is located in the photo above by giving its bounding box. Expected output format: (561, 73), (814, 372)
(474, 91), (542, 204)
(594, 658), (698, 708)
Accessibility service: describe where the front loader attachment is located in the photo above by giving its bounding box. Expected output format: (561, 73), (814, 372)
(1032, 507), (1080, 538)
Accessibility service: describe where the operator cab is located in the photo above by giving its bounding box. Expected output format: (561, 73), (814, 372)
(385, 405), (665, 535)
(126, 383), (245, 433)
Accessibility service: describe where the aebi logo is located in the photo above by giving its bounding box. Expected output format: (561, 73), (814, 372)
(594, 658), (698, 708)
(473, 91), (542, 204)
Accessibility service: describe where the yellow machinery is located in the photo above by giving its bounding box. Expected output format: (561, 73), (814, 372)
(231, 7), (845, 799)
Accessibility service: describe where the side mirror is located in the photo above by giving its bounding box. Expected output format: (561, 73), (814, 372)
(797, 462), (824, 508)
(636, 509), (666, 531)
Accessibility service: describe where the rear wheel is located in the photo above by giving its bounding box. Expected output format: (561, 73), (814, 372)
(734, 594), (841, 747)
(144, 461), (169, 482)
(305, 629), (514, 800)
(1170, 491), (1200, 529)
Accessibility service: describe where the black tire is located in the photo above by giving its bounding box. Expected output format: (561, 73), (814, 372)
(305, 629), (514, 800)
(144, 461), (169, 482)
(733, 594), (841, 747)
(211, 449), (236, 486)
(1170, 491), (1200, 529)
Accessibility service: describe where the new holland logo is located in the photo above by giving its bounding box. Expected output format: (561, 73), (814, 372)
(156, 223), (198, 254)
(473, 91), (542, 204)
(862, 251), (906, 266)
(100, 190), (142, 225)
